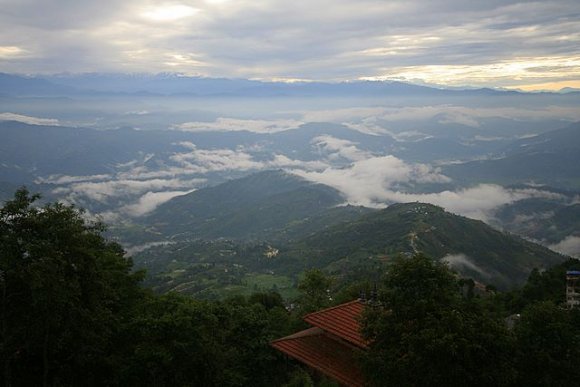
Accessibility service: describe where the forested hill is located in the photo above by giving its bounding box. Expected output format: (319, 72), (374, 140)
(275, 202), (566, 289)
(134, 201), (567, 295)
(145, 170), (350, 240)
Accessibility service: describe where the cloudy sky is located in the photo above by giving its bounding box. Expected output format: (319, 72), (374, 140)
(1, 0), (579, 90)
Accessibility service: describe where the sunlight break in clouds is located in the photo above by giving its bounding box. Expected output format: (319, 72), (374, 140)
(141, 4), (199, 22)
(364, 56), (580, 90)
(0, 0), (579, 90)
(0, 46), (26, 58)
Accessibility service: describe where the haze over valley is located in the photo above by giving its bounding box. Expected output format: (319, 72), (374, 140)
(1, 0), (579, 296)
(1, 72), (579, 296)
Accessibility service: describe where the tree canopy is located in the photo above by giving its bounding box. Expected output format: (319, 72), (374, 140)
(361, 254), (515, 387)
(0, 188), (144, 386)
(3, 189), (580, 386)
(0, 189), (302, 386)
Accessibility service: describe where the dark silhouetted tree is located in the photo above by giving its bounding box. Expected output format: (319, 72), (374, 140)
(0, 188), (144, 386)
(362, 254), (515, 387)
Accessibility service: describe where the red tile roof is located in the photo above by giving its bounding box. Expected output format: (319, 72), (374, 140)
(271, 327), (365, 387)
(304, 300), (367, 348)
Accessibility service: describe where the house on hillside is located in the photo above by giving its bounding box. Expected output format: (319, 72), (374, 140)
(271, 300), (367, 387)
(566, 270), (580, 308)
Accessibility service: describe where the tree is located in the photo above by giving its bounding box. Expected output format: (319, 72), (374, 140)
(0, 188), (144, 386)
(249, 290), (285, 310)
(361, 254), (515, 386)
(514, 301), (580, 386)
(503, 259), (580, 313)
(296, 269), (334, 315)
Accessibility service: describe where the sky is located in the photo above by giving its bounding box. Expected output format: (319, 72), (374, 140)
(0, 0), (579, 90)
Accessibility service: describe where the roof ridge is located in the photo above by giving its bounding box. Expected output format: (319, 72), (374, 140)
(303, 299), (363, 319)
(270, 327), (323, 343)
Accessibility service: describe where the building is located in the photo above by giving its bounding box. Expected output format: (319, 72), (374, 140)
(271, 300), (367, 387)
(566, 270), (580, 308)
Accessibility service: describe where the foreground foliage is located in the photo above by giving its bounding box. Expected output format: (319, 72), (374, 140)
(0, 189), (144, 385)
(362, 254), (580, 387)
(362, 254), (515, 386)
(2, 190), (579, 386)
(0, 190), (300, 386)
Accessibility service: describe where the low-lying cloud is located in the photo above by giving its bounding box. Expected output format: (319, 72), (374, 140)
(0, 112), (60, 126)
(302, 105), (580, 134)
(443, 253), (490, 278)
(549, 236), (580, 258)
(174, 118), (303, 134)
(293, 157), (562, 220)
(171, 142), (264, 173)
(121, 190), (194, 217)
(37, 173), (112, 185)
(311, 135), (372, 161)
(293, 155), (451, 208)
(53, 178), (202, 203)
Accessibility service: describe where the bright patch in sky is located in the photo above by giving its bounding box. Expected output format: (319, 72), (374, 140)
(0, 0), (579, 90)
(141, 4), (199, 21)
(0, 46), (25, 58)
(363, 56), (580, 89)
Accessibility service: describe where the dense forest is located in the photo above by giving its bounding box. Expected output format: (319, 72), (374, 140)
(2, 189), (580, 386)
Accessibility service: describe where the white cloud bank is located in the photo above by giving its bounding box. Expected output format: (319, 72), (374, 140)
(550, 236), (580, 258)
(311, 135), (373, 161)
(40, 127), (568, 224)
(293, 156), (562, 221)
(121, 190), (194, 217)
(443, 253), (489, 278)
(174, 118), (303, 134)
(0, 112), (60, 126)
(170, 142), (264, 173)
(54, 178), (202, 203)
(293, 155), (451, 207)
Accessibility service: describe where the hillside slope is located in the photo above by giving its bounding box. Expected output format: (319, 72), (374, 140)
(134, 201), (567, 296)
(145, 170), (350, 239)
(277, 202), (566, 288)
(444, 122), (580, 189)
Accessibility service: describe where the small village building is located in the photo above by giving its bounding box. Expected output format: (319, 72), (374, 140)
(566, 270), (580, 308)
(271, 300), (367, 387)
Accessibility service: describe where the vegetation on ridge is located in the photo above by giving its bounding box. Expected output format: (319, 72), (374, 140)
(2, 189), (579, 386)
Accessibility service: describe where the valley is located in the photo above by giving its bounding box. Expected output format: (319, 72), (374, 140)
(1, 73), (579, 300)
(3, 2), (580, 385)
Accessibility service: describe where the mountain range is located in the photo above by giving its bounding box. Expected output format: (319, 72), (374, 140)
(0, 72), (525, 98)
